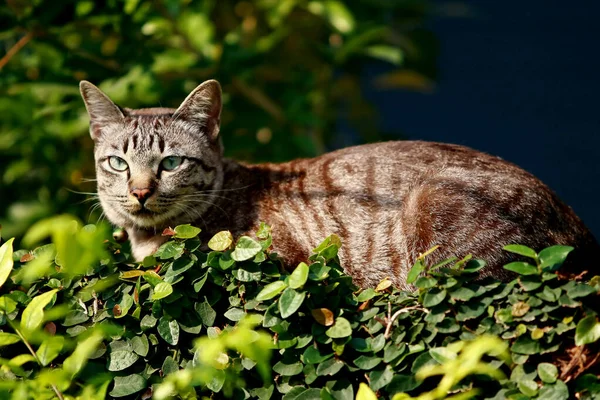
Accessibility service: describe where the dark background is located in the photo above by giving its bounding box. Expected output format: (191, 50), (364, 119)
(365, 1), (600, 236)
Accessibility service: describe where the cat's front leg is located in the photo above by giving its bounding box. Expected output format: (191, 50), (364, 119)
(127, 228), (169, 262)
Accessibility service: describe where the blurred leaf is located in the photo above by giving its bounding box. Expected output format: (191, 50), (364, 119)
(0, 238), (14, 288)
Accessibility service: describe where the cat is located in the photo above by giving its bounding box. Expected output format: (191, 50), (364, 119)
(80, 79), (599, 288)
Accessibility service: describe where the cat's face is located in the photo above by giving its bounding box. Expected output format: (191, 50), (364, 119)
(80, 80), (224, 231)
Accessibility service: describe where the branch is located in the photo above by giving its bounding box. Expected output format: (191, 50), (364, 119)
(231, 77), (286, 123)
(384, 304), (428, 339)
(0, 32), (33, 70)
(11, 321), (65, 400)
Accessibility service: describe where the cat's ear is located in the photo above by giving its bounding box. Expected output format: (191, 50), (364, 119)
(79, 81), (125, 140)
(174, 80), (222, 141)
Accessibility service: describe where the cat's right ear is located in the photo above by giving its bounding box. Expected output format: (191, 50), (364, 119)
(79, 81), (125, 140)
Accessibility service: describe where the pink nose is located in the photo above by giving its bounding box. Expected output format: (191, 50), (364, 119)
(130, 188), (153, 204)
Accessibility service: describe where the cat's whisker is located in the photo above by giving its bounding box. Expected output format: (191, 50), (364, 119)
(184, 199), (231, 223)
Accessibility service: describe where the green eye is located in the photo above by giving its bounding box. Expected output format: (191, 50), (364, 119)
(108, 156), (128, 171)
(161, 156), (183, 171)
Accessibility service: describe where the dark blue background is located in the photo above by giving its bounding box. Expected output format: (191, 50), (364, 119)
(365, 1), (600, 237)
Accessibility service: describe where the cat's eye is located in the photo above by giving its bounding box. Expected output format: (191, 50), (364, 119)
(161, 156), (183, 171)
(108, 156), (129, 171)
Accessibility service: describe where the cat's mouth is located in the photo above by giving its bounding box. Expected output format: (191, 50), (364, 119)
(130, 207), (159, 217)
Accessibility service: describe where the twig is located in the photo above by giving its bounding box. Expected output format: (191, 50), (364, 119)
(0, 32), (33, 70)
(384, 305), (427, 339)
(231, 77), (287, 123)
(12, 323), (65, 400)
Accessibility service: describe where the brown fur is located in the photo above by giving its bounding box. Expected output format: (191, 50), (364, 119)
(194, 142), (598, 288)
(80, 80), (599, 289)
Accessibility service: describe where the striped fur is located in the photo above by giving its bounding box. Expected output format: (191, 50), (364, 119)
(80, 80), (599, 288)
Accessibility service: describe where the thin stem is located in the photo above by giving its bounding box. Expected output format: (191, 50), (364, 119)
(0, 32), (33, 70)
(11, 322), (65, 400)
(384, 305), (428, 339)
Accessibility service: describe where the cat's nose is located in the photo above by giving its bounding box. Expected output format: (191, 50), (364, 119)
(130, 188), (154, 205)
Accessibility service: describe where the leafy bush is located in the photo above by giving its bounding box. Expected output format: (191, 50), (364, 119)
(0, 0), (435, 239)
(0, 218), (599, 399)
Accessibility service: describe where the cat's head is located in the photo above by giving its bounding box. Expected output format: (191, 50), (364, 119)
(80, 80), (224, 231)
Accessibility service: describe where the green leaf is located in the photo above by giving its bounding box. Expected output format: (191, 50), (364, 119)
(511, 336), (542, 355)
(537, 381), (569, 400)
(0, 238), (15, 289)
(325, 317), (352, 338)
(173, 224), (201, 239)
(162, 356), (179, 376)
(273, 360), (303, 376)
(369, 366), (394, 391)
(140, 314), (157, 330)
(538, 245), (573, 270)
(518, 379), (538, 397)
(131, 335), (149, 357)
(322, 0), (355, 33)
(152, 282), (174, 300)
(278, 288), (306, 319)
(289, 262), (309, 289)
(208, 230), (233, 251)
(316, 357), (344, 376)
(414, 277), (437, 289)
(256, 280), (288, 301)
(20, 289), (58, 332)
(108, 350), (139, 371)
(353, 355), (382, 370)
(63, 332), (104, 376)
(303, 347), (334, 364)
(155, 241), (185, 260)
(196, 300), (217, 326)
(143, 270), (163, 286)
(158, 317), (180, 345)
(0, 296), (17, 314)
(37, 336), (64, 366)
(568, 284), (596, 298)
(538, 362), (558, 383)
(109, 374), (147, 397)
(231, 236), (262, 261)
(406, 259), (425, 284)
(503, 262), (538, 275)
(503, 244), (538, 259)
(0, 332), (20, 347)
(575, 315), (600, 346)
(429, 347), (457, 363)
(422, 288), (446, 307)
(224, 308), (246, 321)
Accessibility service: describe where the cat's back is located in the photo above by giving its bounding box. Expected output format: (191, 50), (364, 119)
(247, 141), (597, 287)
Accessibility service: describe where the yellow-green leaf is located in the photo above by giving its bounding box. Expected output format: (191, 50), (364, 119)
(20, 289), (58, 332)
(0, 238), (15, 289)
(120, 270), (145, 279)
(0, 332), (20, 347)
(208, 231), (234, 251)
(9, 354), (35, 367)
(63, 332), (103, 376)
(288, 262), (309, 289)
(356, 383), (378, 400)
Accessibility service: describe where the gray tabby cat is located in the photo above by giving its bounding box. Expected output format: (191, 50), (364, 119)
(80, 80), (598, 288)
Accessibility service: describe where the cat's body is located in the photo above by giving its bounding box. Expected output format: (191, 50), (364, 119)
(80, 80), (598, 288)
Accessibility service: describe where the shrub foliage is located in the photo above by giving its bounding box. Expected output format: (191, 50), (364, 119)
(0, 218), (599, 399)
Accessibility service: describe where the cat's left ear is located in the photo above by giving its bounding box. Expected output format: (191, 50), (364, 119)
(175, 80), (222, 141)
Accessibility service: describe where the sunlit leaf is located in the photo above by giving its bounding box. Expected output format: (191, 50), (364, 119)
(20, 289), (58, 332)
(0, 238), (14, 289)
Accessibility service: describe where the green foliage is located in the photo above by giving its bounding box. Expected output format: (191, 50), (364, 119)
(0, 0), (435, 239)
(0, 219), (599, 399)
